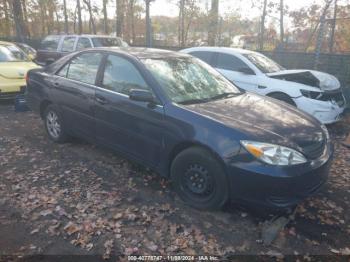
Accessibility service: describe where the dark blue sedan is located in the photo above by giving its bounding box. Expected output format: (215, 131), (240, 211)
(26, 48), (332, 210)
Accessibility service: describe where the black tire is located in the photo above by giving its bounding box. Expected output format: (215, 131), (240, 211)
(171, 147), (229, 210)
(268, 92), (296, 107)
(44, 104), (69, 143)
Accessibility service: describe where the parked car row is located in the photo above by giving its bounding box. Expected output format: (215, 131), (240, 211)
(0, 35), (129, 99)
(25, 47), (334, 211)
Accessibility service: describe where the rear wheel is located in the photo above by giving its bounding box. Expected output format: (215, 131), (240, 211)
(44, 105), (68, 143)
(268, 93), (296, 107)
(171, 147), (229, 210)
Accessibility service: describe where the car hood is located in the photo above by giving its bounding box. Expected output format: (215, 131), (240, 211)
(182, 93), (324, 154)
(266, 69), (340, 91)
(0, 62), (40, 79)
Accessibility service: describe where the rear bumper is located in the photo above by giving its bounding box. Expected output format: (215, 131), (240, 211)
(0, 86), (26, 100)
(227, 142), (333, 209)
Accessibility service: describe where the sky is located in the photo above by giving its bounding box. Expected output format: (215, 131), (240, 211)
(68, 0), (321, 19)
(66, 0), (336, 30)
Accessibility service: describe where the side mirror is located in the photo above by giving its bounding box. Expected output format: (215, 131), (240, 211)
(129, 89), (155, 103)
(237, 67), (255, 75)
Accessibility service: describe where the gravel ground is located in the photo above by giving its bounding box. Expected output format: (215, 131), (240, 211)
(0, 102), (349, 261)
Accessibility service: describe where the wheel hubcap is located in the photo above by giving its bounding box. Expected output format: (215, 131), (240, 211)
(46, 111), (61, 139)
(184, 164), (213, 195)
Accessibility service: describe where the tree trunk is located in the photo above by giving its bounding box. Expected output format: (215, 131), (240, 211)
(129, 0), (135, 44)
(279, 0), (284, 44)
(329, 0), (337, 53)
(116, 0), (125, 37)
(178, 0), (185, 47)
(77, 0), (83, 34)
(314, 0), (333, 69)
(21, 0), (30, 37)
(3, 0), (11, 36)
(259, 0), (268, 50)
(12, 0), (27, 41)
(103, 0), (108, 34)
(145, 0), (152, 46)
(83, 0), (96, 34)
(63, 0), (69, 33)
(208, 0), (219, 46)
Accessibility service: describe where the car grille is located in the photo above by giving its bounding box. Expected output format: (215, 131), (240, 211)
(302, 140), (325, 160)
(319, 90), (345, 107)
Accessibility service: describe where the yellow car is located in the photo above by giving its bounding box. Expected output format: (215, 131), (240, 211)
(0, 41), (40, 99)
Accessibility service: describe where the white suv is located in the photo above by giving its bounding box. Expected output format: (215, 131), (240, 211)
(181, 47), (346, 124)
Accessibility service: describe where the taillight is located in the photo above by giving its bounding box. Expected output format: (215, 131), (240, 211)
(25, 73), (29, 84)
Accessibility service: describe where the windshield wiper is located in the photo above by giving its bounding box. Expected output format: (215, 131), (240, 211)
(207, 92), (240, 101)
(178, 98), (211, 105)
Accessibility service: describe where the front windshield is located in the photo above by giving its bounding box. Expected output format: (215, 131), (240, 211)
(244, 53), (284, 74)
(0, 45), (29, 62)
(143, 56), (241, 104)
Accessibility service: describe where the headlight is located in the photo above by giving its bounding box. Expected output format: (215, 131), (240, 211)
(241, 140), (307, 166)
(300, 89), (322, 99)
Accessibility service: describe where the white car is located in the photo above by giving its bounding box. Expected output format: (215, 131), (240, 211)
(181, 47), (346, 124)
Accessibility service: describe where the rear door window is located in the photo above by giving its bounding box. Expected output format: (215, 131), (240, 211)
(61, 37), (77, 52)
(40, 35), (61, 51)
(77, 37), (92, 50)
(57, 52), (103, 85)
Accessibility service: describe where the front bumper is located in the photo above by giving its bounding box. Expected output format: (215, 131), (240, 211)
(227, 142), (333, 209)
(294, 96), (345, 124)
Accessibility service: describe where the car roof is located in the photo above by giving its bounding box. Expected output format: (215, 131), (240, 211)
(91, 47), (190, 60)
(183, 46), (258, 55)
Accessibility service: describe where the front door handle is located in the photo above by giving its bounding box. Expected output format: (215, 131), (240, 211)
(95, 95), (108, 105)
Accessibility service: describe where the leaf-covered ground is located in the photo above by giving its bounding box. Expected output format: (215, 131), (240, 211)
(0, 103), (349, 261)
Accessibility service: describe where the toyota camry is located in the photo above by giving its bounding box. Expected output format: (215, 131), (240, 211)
(26, 48), (333, 210)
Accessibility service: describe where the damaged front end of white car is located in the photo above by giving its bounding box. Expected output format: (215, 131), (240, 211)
(267, 70), (346, 124)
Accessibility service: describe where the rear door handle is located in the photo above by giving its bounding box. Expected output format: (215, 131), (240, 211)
(95, 94), (108, 105)
(53, 82), (59, 87)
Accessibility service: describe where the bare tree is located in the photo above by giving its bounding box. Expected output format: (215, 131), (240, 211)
(208, 0), (219, 46)
(280, 0), (284, 44)
(145, 0), (154, 47)
(178, 0), (185, 47)
(258, 0), (268, 50)
(83, 0), (96, 34)
(103, 0), (108, 34)
(12, 0), (27, 41)
(63, 0), (69, 33)
(116, 0), (125, 37)
(314, 0), (333, 68)
(77, 0), (83, 34)
(329, 0), (337, 53)
(21, 0), (30, 37)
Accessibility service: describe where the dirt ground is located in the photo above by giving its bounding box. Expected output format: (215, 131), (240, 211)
(0, 101), (349, 261)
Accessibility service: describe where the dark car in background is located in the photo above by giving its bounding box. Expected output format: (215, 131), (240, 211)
(26, 48), (333, 211)
(35, 35), (128, 65)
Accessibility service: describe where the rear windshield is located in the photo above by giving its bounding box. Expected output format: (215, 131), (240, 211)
(0, 45), (29, 62)
(92, 37), (128, 47)
(40, 35), (61, 51)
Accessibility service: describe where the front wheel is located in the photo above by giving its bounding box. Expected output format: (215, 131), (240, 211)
(171, 147), (229, 210)
(44, 105), (69, 143)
